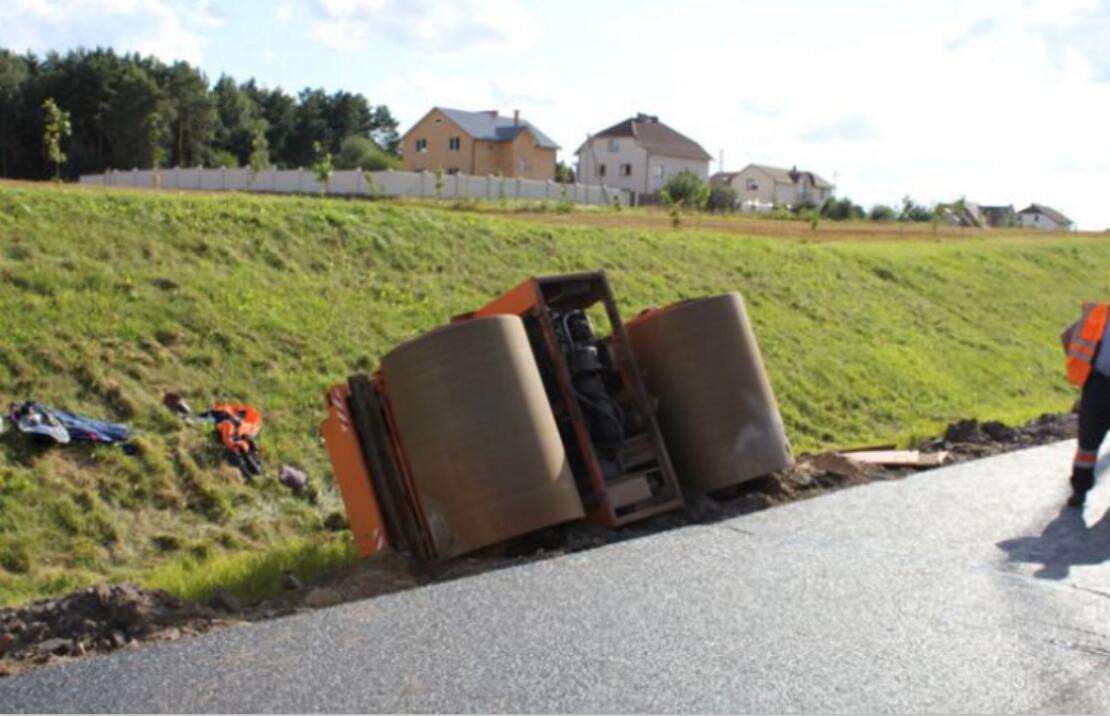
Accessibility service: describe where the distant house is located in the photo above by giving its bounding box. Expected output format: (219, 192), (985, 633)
(712, 164), (834, 209)
(1016, 203), (1073, 231)
(575, 114), (711, 204)
(980, 205), (1016, 228)
(400, 107), (559, 181)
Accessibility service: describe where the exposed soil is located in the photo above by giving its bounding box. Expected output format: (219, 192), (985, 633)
(0, 583), (236, 677)
(0, 411), (1077, 677)
(497, 209), (1088, 242)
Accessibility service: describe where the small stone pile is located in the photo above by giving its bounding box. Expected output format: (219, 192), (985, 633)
(0, 583), (232, 676)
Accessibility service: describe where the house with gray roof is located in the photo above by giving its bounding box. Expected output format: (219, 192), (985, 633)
(400, 107), (559, 180)
(575, 114), (711, 204)
(712, 163), (834, 210)
(1016, 203), (1073, 231)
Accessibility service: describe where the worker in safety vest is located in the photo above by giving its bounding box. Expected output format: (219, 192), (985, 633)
(1062, 301), (1110, 507)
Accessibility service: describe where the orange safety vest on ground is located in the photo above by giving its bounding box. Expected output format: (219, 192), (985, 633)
(208, 403), (262, 454)
(1067, 302), (1110, 386)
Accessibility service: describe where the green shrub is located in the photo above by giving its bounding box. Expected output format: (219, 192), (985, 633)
(661, 171), (709, 210)
(869, 204), (897, 222)
(207, 150), (238, 168)
(820, 197), (866, 221)
(707, 186), (738, 213)
(335, 136), (399, 171)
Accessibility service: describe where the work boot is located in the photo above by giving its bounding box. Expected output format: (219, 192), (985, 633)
(1070, 469), (1095, 508)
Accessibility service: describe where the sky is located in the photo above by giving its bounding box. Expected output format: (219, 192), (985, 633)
(3, 0), (1110, 229)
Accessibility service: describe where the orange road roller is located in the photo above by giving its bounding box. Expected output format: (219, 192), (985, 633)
(321, 271), (792, 563)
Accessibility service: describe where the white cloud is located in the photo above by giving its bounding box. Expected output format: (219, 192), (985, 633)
(305, 0), (537, 53)
(945, 17), (996, 50)
(1033, 0), (1110, 81)
(800, 116), (878, 144)
(0, 0), (211, 64)
(276, 0), (294, 23)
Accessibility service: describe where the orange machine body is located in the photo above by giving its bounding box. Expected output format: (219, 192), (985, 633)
(322, 271), (685, 561)
(454, 273), (684, 527)
(320, 384), (388, 558)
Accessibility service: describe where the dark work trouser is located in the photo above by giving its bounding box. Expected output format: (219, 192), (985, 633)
(1072, 370), (1110, 496)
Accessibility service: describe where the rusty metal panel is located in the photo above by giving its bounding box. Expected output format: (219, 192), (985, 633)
(381, 315), (585, 559)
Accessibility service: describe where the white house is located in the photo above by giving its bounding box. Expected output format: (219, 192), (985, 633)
(711, 163), (834, 209)
(1016, 203), (1073, 231)
(575, 114), (711, 204)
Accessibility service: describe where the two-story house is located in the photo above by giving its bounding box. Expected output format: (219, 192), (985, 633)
(400, 107), (559, 181)
(575, 114), (711, 204)
(712, 164), (834, 209)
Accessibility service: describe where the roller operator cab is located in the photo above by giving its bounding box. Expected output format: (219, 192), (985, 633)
(321, 272), (792, 563)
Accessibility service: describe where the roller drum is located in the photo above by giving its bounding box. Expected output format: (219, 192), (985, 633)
(627, 292), (792, 491)
(381, 315), (583, 558)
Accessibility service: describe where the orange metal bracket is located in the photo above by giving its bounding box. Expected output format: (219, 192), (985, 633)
(321, 384), (387, 558)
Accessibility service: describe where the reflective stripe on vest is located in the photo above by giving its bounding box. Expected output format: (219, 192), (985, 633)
(1067, 302), (1110, 386)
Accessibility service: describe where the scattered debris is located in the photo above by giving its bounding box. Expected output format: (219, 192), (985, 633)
(0, 583), (232, 677)
(199, 403), (263, 480)
(162, 392), (193, 418)
(279, 464), (308, 492)
(8, 401), (133, 446)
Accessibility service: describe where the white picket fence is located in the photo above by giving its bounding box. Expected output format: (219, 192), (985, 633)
(78, 167), (627, 206)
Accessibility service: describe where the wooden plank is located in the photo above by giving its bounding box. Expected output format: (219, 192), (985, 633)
(840, 449), (949, 468)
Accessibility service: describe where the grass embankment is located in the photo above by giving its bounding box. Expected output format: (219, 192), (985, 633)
(0, 182), (1106, 607)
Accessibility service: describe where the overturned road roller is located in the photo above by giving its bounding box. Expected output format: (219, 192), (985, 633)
(321, 271), (792, 563)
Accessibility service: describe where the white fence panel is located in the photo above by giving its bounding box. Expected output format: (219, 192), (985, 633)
(329, 170), (362, 195)
(78, 167), (629, 206)
(225, 168), (250, 191)
(199, 169), (225, 190)
(273, 170), (301, 193)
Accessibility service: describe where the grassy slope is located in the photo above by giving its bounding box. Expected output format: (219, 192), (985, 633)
(0, 183), (1107, 606)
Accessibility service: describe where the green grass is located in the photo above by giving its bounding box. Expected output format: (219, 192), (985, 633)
(0, 182), (1107, 606)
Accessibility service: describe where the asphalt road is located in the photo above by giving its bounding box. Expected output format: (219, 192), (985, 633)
(4, 441), (1110, 713)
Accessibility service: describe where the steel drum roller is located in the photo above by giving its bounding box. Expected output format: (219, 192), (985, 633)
(627, 292), (792, 491)
(381, 315), (584, 558)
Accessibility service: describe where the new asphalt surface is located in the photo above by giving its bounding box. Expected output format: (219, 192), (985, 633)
(4, 440), (1110, 713)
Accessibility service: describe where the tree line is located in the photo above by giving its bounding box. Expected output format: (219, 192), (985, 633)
(0, 47), (401, 181)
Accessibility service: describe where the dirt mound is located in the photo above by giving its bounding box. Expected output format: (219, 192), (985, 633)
(924, 412), (1076, 460)
(0, 583), (235, 676)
